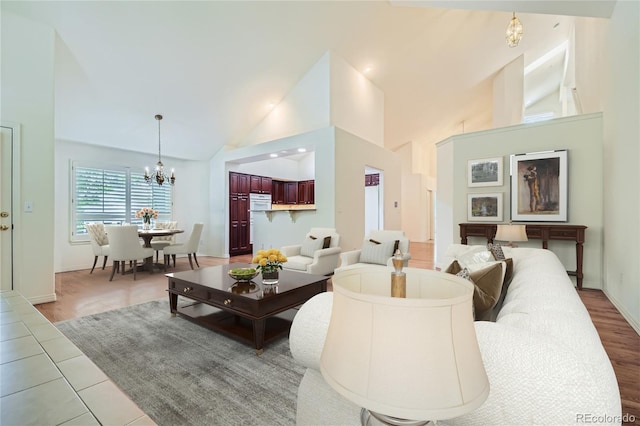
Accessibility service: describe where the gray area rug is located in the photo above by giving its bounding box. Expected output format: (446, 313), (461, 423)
(55, 299), (304, 426)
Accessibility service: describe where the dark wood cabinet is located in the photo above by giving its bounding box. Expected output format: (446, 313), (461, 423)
(272, 180), (285, 204)
(297, 180), (315, 204)
(284, 182), (298, 204)
(229, 172), (250, 195)
(229, 194), (250, 255)
(365, 173), (380, 187)
(250, 175), (272, 194)
(229, 171), (251, 255)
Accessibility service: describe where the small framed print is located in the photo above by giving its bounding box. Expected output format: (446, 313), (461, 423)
(511, 150), (567, 222)
(468, 157), (503, 187)
(468, 193), (503, 222)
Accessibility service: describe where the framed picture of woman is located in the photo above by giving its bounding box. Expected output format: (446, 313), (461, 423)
(510, 150), (568, 222)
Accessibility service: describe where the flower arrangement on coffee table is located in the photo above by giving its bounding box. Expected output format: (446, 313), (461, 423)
(252, 249), (287, 284)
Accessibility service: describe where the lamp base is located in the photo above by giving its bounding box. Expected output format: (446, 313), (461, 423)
(360, 408), (431, 426)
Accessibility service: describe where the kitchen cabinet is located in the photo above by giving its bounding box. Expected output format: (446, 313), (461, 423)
(229, 172), (251, 255)
(229, 172), (250, 195)
(284, 182), (298, 204)
(229, 193), (250, 255)
(365, 173), (379, 187)
(250, 175), (272, 194)
(298, 180), (315, 204)
(272, 180), (285, 204)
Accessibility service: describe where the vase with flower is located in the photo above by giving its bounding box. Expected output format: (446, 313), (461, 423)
(252, 249), (287, 285)
(135, 207), (159, 230)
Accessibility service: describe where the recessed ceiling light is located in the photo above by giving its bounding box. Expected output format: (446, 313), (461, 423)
(270, 153), (278, 158)
(297, 148), (306, 153)
(363, 66), (372, 74)
(267, 103), (275, 110)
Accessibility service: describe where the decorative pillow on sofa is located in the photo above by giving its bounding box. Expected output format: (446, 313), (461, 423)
(487, 242), (505, 260)
(445, 260), (505, 321)
(301, 236), (326, 258)
(360, 239), (397, 265)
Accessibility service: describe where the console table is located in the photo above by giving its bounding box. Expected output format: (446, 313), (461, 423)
(459, 223), (587, 289)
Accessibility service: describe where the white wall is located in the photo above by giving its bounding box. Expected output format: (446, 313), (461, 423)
(240, 53), (331, 146)
(574, 16), (608, 114)
(335, 128), (402, 252)
(330, 52), (384, 147)
(493, 55), (524, 128)
(54, 140), (210, 272)
(436, 113), (604, 291)
(1, 11), (56, 303)
(602, 1), (640, 333)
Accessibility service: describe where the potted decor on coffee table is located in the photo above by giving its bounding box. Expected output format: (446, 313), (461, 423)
(252, 249), (287, 285)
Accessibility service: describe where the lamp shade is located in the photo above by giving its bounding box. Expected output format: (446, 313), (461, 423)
(320, 269), (489, 421)
(495, 224), (528, 242)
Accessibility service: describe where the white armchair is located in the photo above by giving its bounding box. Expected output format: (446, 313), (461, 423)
(163, 223), (204, 270)
(281, 228), (341, 276)
(335, 229), (411, 273)
(85, 222), (110, 274)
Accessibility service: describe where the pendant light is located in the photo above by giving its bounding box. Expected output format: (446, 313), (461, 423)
(144, 114), (175, 186)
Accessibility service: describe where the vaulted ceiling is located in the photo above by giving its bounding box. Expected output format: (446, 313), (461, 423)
(3, 1), (614, 160)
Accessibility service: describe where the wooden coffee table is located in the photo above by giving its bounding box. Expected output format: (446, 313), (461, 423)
(166, 263), (328, 355)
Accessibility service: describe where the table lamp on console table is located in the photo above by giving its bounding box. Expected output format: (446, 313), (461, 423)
(320, 268), (489, 426)
(495, 222), (528, 247)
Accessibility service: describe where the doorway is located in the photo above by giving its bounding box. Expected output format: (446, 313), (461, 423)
(364, 167), (383, 236)
(1, 123), (19, 292)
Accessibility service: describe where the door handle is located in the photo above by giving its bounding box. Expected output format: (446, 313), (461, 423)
(0, 212), (8, 218)
(0, 225), (9, 231)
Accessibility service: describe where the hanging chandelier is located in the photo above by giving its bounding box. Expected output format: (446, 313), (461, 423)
(505, 12), (523, 47)
(144, 114), (175, 186)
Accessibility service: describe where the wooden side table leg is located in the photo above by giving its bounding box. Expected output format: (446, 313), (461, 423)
(169, 291), (178, 316)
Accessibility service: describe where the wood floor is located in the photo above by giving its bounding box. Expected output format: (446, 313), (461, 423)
(37, 242), (638, 424)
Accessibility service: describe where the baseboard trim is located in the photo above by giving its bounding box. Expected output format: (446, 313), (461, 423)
(27, 293), (57, 305)
(604, 289), (640, 336)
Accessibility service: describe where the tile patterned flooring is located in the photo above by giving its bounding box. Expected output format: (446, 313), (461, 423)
(0, 290), (156, 426)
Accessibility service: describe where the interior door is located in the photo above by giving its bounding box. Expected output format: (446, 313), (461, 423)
(0, 124), (16, 291)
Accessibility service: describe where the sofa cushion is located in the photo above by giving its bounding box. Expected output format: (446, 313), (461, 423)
(457, 246), (493, 267)
(487, 242), (506, 260)
(446, 260), (505, 321)
(300, 236), (325, 258)
(359, 239), (397, 265)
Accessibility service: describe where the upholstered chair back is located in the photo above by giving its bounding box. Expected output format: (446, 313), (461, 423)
(85, 222), (109, 254)
(305, 228), (340, 249)
(153, 221), (178, 243)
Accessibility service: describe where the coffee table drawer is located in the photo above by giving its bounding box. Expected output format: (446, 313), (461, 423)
(169, 280), (256, 315)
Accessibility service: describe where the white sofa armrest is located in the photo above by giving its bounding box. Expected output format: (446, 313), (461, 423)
(281, 244), (302, 257)
(339, 249), (361, 267)
(308, 247), (342, 276)
(290, 292), (333, 370)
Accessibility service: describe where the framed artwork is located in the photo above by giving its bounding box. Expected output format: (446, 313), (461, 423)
(510, 150), (567, 222)
(467, 193), (503, 222)
(467, 157), (503, 187)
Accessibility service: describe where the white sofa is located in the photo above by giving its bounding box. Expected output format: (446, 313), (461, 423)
(335, 230), (411, 273)
(281, 228), (341, 276)
(289, 246), (622, 425)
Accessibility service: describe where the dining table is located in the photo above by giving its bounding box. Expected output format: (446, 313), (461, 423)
(138, 228), (184, 271)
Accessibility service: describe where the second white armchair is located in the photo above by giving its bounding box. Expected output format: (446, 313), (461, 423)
(334, 229), (411, 274)
(281, 228), (341, 276)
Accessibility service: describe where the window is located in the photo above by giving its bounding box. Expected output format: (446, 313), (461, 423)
(72, 162), (172, 241)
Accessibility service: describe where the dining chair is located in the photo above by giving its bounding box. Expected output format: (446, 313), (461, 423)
(163, 223), (204, 270)
(150, 221), (178, 262)
(105, 225), (155, 281)
(85, 222), (110, 274)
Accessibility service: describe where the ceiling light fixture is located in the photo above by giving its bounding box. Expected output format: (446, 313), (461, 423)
(270, 153), (278, 158)
(505, 12), (523, 47)
(144, 114), (175, 186)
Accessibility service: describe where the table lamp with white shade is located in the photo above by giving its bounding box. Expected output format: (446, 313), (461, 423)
(495, 223), (528, 247)
(320, 268), (490, 426)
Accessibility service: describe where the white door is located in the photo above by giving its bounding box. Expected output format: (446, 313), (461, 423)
(0, 124), (17, 291)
